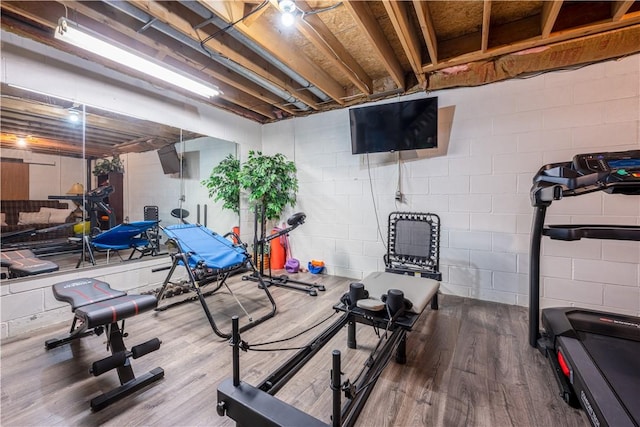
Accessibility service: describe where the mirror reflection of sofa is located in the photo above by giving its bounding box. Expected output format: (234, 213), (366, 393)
(1, 200), (75, 242)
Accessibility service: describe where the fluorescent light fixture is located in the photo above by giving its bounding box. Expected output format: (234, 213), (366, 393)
(54, 18), (220, 98)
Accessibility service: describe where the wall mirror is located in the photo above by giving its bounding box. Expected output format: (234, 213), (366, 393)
(1, 84), (239, 279)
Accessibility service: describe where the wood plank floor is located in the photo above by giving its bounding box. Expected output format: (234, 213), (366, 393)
(0, 272), (587, 426)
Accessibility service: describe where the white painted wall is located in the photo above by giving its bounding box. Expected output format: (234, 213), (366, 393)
(263, 55), (640, 316)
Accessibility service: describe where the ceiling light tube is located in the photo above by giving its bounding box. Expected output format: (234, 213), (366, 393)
(54, 18), (220, 98)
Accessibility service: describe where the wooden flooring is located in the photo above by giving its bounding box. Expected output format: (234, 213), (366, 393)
(0, 272), (587, 426)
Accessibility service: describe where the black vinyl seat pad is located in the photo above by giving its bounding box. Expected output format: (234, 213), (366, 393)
(52, 278), (157, 328)
(75, 294), (158, 329)
(53, 278), (127, 310)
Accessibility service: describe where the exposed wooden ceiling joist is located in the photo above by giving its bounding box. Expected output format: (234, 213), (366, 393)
(383, 0), (425, 86)
(343, 0), (405, 91)
(1, 0), (639, 159)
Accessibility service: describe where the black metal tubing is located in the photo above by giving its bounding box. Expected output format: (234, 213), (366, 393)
(332, 350), (341, 427)
(258, 313), (349, 395)
(529, 205), (547, 348)
(219, 302), (424, 427)
(47, 316), (163, 411)
(341, 328), (405, 427)
(217, 380), (328, 427)
(247, 207), (322, 296)
(232, 316), (240, 387)
(157, 248), (277, 339)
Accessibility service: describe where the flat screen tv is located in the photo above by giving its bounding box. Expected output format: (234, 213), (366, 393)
(349, 97), (438, 154)
(157, 144), (182, 174)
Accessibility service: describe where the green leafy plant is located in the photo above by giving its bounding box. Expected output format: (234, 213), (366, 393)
(92, 154), (124, 176)
(201, 154), (241, 214)
(239, 151), (298, 221)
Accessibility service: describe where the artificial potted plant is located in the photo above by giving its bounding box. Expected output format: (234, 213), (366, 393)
(201, 154), (241, 214)
(92, 154), (124, 176)
(238, 150), (298, 268)
(239, 150), (298, 221)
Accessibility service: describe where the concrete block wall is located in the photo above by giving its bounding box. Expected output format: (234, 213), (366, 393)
(263, 54), (640, 315)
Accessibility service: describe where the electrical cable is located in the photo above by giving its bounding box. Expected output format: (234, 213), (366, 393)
(303, 2), (343, 16)
(365, 153), (387, 250)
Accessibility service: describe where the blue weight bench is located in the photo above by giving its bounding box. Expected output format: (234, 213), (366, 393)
(77, 220), (159, 268)
(0, 249), (59, 278)
(156, 223), (276, 339)
(45, 278), (164, 411)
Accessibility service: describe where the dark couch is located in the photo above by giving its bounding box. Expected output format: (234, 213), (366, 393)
(1, 200), (75, 241)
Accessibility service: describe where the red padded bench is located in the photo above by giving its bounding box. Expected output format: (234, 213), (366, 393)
(45, 278), (164, 411)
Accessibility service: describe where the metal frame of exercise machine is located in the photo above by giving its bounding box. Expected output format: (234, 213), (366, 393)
(217, 211), (442, 427)
(217, 273), (439, 427)
(45, 278), (164, 411)
(244, 208), (325, 296)
(156, 223), (276, 339)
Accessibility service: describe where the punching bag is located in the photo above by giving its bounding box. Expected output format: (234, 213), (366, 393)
(270, 228), (286, 269)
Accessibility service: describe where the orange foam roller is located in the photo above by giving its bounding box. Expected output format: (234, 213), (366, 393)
(270, 229), (286, 269)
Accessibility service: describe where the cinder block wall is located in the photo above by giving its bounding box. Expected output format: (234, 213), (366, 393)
(263, 54), (640, 315)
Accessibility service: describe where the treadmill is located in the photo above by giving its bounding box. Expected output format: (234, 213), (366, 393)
(529, 150), (640, 427)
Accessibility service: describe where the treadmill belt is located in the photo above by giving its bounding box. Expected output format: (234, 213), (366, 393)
(578, 331), (640, 423)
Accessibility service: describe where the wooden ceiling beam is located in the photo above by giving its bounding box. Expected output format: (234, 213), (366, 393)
(1, 134), (106, 158)
(611, 1), (635, 21)
(292, 0), (373, 96)
(481, 0), (492, 52)
(343, 0), (405, 91)
(241, 1), (269, 27)
(198, 0), (233, 22)
(413, 1), (438, 64)
(423, 15), (640, 73)
(198, 0), (347, 105)
(541, 0), (563, 38)
(383, 0), (425, 86)
(126, 0), (321, 110)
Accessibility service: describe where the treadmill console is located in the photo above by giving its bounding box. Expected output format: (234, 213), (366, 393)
(573, 151), (640, 178)
(532, 150), (640, 205)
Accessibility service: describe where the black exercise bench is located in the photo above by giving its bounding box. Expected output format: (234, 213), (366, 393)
(45, 278), (164, 411)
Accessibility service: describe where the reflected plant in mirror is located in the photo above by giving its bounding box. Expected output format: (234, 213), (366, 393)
(201, 154), (240, 214)
(92, 154), (124, 176)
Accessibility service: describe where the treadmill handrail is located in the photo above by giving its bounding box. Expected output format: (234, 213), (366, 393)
(543, 224), (640, 241)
